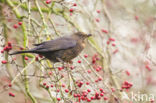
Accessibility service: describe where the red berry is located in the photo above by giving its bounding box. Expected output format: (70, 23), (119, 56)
(24, 56), (29, 60)
(84, 54), (88, 58)
(135, 16), (139, 20)
(91, 96), (94, 100)
(58, 67), (62, 71)
(107, 41), (110, 45)
(96, 68), (100, 72)
(35, 56), (39, 61)
(18, 22), (22, 25)
(73, 3), (77, 6)
(1, 60), (7, 64)
(111, 88), (115, 92)
(43, 82), (46, 86)
(13, 24), (18, 29)
(78, 60), (81, 63)
(8, 42), (12, 47)
(95, 18), (100, 22)
(87, 89), (91, 92)
(74, 94), (77, 97)
(145, 65), (151, 71)
(46, 85), (49, 89)
(87, 98), (91, 102)
(112, 43), (116, 47)
(104, 96), (108, 100)
(57, 97), (61, 101)
(69, 8), (74, 12)
(125, 70), (130, 76)
(9, 92), (15, 97)
(101, 29), (108, 33)
(62, 84), (65, 87)
(95, 79), (98, 82)
(39, 54), (43, 58)
(49, 72), (52, 75)
(70, 66), (74, 70)
(56, 89), (60, 92)
(109, 37), (115, 41)
(65, 89), (69, 93)
(86, 82), (90, 85)
(100, 93), (104, 96)
(99, 88), (103, 92)
(51, 84), (53, 87)
(8, 83), (12, 87)
(46, 0), (51, 4)
(98, 77), (102, 81)
(1, 50), (4, 53)
(96, 10), (100, 13)
(87, 70), (91, 73)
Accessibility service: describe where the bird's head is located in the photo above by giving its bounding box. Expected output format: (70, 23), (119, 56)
(74, 32), (92, 40)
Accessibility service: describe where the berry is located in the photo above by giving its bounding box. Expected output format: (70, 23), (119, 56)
(100, 93), (104, 96)
(84, 54), (88, 58)
(109, 37), (115, 41)
(95, 18), (100, 22)
(9, 92), (15, 97)
(51, 84), (53, 87)
(69, 8), (74, 12)
(78, 60), (81, 63)
(46, 0), (51, 4)
(58, 67), (63, 71)
(1, 60), (7, 64)
(97, 10), (100, 13)
(18, 22), (22, 25)
(104, 96), (108, 100)
(86, 82), (90, 85)
(65, 89), (69, 93)
(101, 29), (108, 33)
(87, 89), (91, 92)
(46, 85), (49, 89)
(57, 97), (61, 101)
(1, 50), (4, 53)
(43, 82), (46, 86)
(73, 3), (77, 6)
(112, 43), (116, 47)
(13, 24), (18, 29)
(24, 56), (29, 60)
(49, 72), (52, 75)
(8, 83), (12, 87)
(56, 89), (60, 92)
(62, 84), (65, 87)
(125, 70), (130, 76)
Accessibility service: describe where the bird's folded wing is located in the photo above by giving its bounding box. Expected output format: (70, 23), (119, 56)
(32, 37), (77, 52)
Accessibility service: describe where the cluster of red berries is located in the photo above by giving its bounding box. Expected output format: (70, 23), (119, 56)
(1, 42), (13, 64)
(13, 22), (22, 29)
(145, 65), (151, 71)
(9, 92), (15, 97)
(42, 82), (50, 89)
(77, 81), (84, 88)
(121, 81), (133, 90)
(92, 54), (99, 64)
(73, 88), (108, 102)
(107, 37), (116, 47)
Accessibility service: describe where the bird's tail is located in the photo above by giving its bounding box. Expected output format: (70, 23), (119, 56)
(9, 50), (33, 55)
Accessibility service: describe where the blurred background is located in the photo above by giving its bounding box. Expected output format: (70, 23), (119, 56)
(0, 0), (156, 103)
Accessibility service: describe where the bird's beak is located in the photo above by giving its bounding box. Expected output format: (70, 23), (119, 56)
(87, 34), (92, 37)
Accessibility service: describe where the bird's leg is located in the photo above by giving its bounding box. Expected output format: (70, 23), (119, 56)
(56, 58), (65, 68)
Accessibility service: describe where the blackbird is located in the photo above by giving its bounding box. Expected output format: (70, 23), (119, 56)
(10, 32), (91, 62)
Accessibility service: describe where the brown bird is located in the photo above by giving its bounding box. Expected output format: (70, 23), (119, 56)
(10, 32), (91, 63)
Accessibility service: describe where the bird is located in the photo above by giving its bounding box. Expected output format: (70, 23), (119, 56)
(10, 32), (92, 63)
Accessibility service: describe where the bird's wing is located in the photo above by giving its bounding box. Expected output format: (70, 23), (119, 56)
(32, 36), (77, 52)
